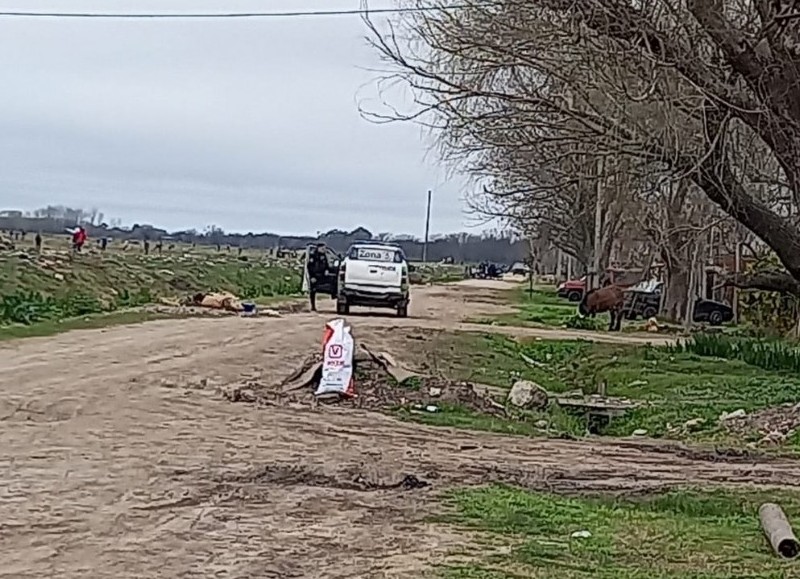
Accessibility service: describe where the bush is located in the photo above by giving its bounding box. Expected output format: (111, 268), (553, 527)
(0, 291), (60, 325)
(0, 290), (105, 325)
(669, 333), (800, 373)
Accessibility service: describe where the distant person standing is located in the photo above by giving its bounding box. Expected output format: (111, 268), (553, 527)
(71, 227), (87, 252)
(143, 239), (150, 255)
(34, 232), (42, 253)
(100, 237), (108, 251)
(306, 244), (329, 312)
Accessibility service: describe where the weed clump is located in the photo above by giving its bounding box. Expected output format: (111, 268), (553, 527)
(669, 333), (800, 373)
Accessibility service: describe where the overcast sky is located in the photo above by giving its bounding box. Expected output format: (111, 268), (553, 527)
(0, 0), (471, 236)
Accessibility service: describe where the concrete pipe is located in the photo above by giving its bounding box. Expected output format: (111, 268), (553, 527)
(759, 503), (800, 559)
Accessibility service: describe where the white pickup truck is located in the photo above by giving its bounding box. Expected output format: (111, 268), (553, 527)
(336, 242), (411, 317)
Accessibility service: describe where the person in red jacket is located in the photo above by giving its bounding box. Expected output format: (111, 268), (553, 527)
(72, 227), (87, 252)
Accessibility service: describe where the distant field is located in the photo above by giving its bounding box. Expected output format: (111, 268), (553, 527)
(0, 235), (301, 329)
(0, 234), (470, 333)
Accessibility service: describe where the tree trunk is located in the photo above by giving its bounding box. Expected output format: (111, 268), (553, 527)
(663, 265), (692, 323)
(689, 107), (800, 289)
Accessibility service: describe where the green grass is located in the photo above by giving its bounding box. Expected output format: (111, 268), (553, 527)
(415, 332), (800, 448)
(508, 337), (800, 444)
(471, 287), (603, 331)
(0, 249), (301, 328)
(438, 485), (799, 578)
(412, 332), (535, 389)
(395, 402), (585, 438)
(391, 332), (600, 438)
(670, 334), (800, 373)
(396, 404), (543, 436)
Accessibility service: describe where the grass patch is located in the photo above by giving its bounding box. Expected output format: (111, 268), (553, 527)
(396, 404), (542, 436)
(511, 337), (800, 443)
(394, 333), (609, 439)
(395, 402), (585, 438)
(670, 333), (800, 373)
(409, 332), (534, 389)
(421, 332), (800, 447)
(0, 250), (301, 329)
(471, 286), (605, 331)
(439, 485), (799, 578)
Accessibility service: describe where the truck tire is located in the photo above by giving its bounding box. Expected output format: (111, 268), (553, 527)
(709, 310), (723, 326)
(396, 303), (408, 318)
(336, 298), (349, 316)
(568, 290), (582, 302)
(642, 306), (658, 319)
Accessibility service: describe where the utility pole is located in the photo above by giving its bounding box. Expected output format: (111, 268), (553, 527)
(422, 189), (432, 263)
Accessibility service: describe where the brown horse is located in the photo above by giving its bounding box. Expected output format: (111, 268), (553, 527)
(578, 285), (626, 331)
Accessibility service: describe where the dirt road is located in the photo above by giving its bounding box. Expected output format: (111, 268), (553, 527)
(1, 281), (798, 578)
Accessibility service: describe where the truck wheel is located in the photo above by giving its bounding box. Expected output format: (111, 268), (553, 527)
(709, 310), (723, 326)
(568, 290), (582, 302)
(336, 299), (349, 315)
(396, 303), (408, 318)
(642, 306), (658, 319)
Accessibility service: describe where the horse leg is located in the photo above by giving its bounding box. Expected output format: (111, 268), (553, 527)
(613, 307), (622, 331)
(607, 310), (615, 332)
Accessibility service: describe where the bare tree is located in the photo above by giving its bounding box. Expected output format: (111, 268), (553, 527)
(364, 0), (800, 299)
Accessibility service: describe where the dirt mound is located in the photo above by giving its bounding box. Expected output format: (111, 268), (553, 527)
(345, 363), (505, 416)
(219, 350), (505, 418)
(725, 403), (800, 445)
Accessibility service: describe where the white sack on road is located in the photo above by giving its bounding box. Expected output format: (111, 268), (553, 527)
(315, 318), (355, 397)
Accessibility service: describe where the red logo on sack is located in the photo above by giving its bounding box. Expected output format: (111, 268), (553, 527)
(328, 344), (343, 359)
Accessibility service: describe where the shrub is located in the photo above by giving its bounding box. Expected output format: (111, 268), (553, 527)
(0, 291), (60, 325)
(0, 290), (113, 326)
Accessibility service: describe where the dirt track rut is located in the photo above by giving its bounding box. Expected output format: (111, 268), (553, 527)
(1, 280), (799, 578)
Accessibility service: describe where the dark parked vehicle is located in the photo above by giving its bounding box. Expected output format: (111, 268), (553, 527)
(472, 261), (502, 279)
(625, 282), (734, 325)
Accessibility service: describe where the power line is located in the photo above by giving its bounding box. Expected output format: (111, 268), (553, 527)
(0, 4), (489, 19)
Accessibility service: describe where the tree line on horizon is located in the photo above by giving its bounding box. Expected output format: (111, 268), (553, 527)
(0, 205), (532, 264)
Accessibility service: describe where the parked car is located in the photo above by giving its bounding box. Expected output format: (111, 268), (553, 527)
(509, 262), (530, 276)
(472, 261), (502, 279)
(625, 281), (734, 325)
(556, 277), (586, 302)
(556, 269), (643, 302)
